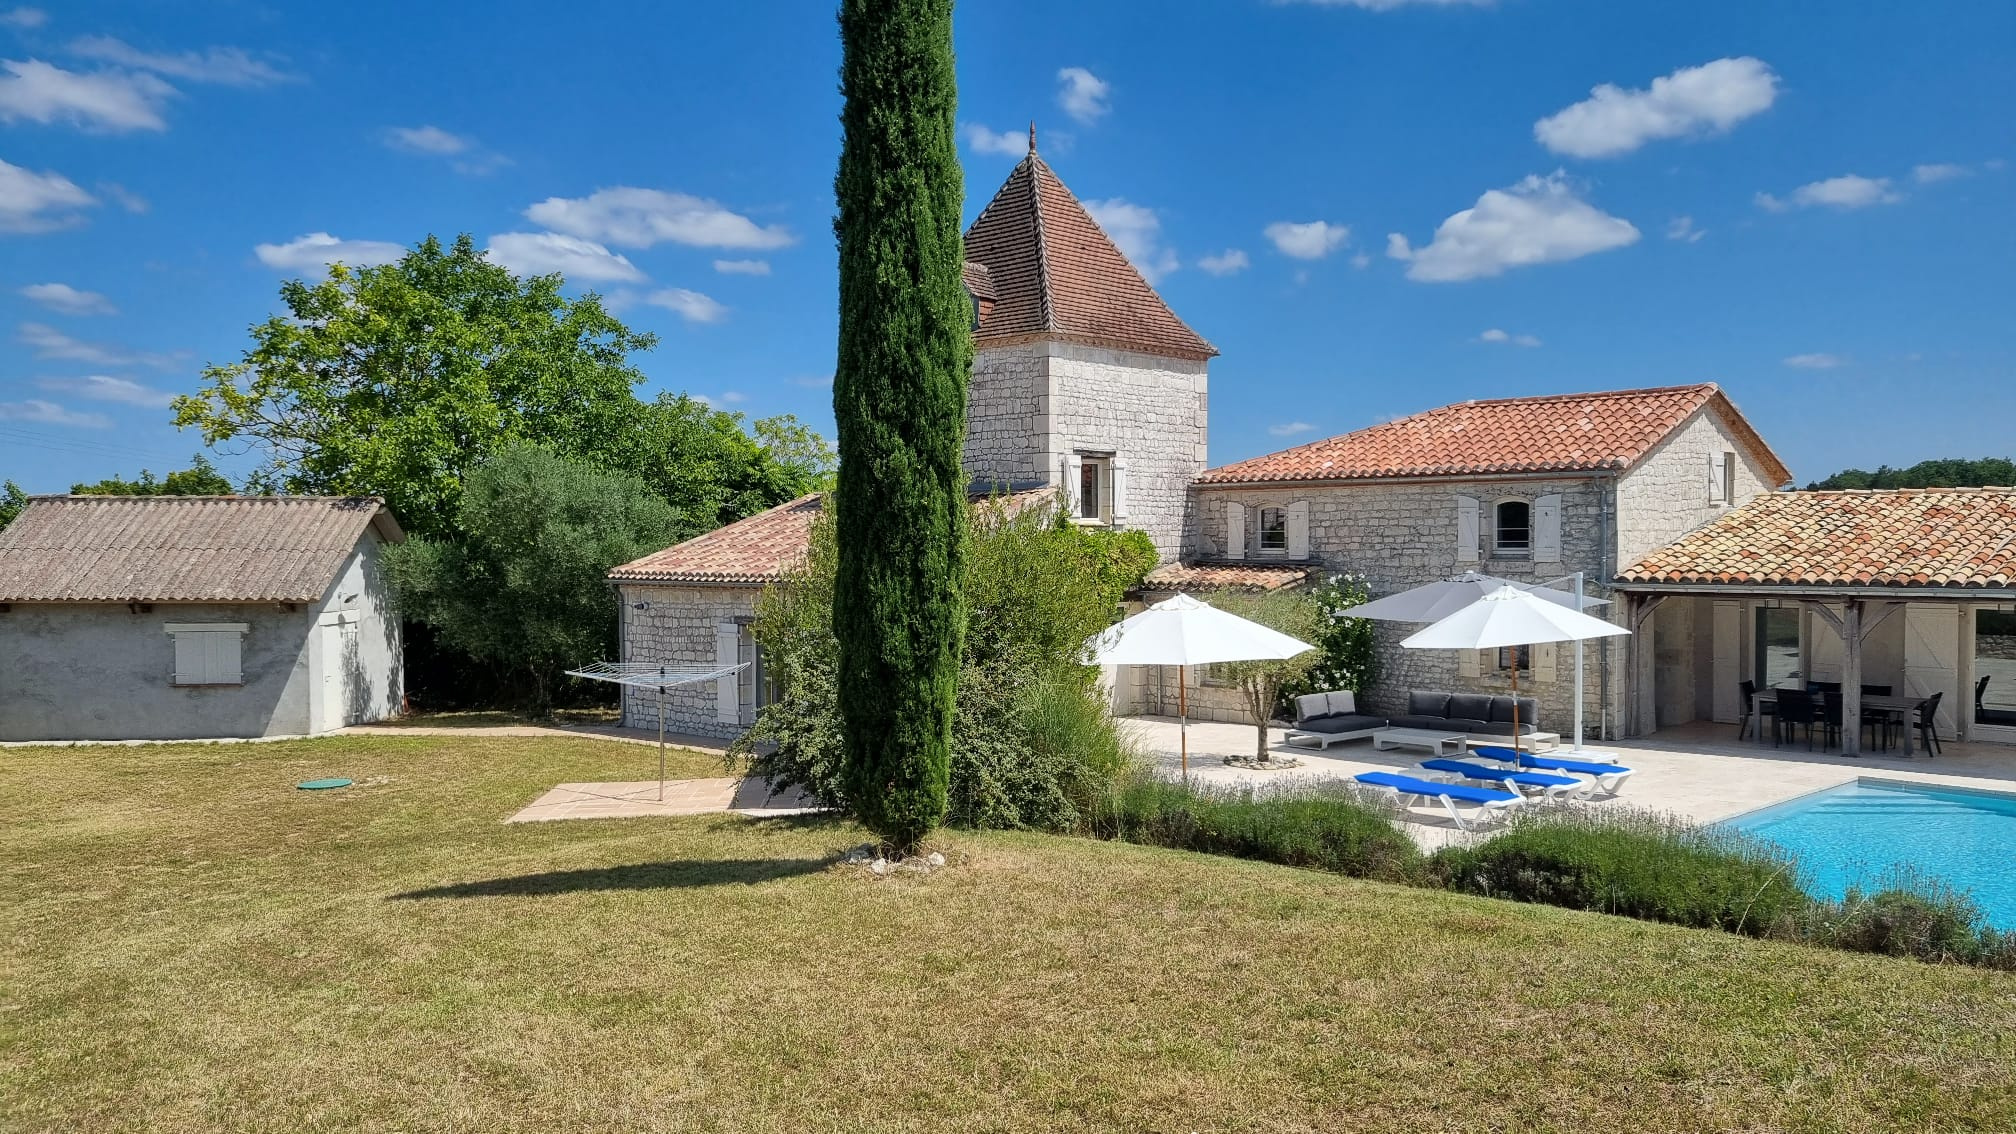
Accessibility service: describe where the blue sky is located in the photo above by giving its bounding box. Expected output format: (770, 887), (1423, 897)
(3, 0), (2012, 493)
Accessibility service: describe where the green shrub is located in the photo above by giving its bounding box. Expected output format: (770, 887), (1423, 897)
(1798, 872), (2009, 965)
(1429, 809), (1809, 936)
(1095, 779), (1422, 884)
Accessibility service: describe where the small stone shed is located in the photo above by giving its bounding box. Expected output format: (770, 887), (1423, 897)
(0, 495), (404, 742)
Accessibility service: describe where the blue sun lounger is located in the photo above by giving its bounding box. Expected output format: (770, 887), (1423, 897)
(1469, 746), (1635, 796)
(1414, 758), (1585, 803)
(1353, 771), (1524, 830)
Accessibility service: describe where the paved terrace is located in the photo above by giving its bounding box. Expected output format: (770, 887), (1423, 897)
(1122, 715), (2016, 851)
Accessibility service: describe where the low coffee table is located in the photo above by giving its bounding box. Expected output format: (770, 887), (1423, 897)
(1370, 728), (1467, 757)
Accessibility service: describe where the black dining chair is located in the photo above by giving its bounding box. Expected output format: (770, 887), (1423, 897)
(1777, 688), (1821, 750)
(1978, 675), (1992, 720)
(1859, 685), (1898, 749)
(1739, 679), (1772, 740)
(1821, 690), (1846, 751)
(1914, 691), (1945, 757)
(1860, 684), (1891, 697)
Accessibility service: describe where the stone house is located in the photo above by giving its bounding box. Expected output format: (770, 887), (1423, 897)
(1130, 383), (1794, 737)
(0, 495), (404, 741)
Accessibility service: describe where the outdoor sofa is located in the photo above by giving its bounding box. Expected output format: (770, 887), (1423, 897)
(1287, 688), (1543, 748)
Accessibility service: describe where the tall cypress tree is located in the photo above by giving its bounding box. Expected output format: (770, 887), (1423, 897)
(831, 0), (969, 853)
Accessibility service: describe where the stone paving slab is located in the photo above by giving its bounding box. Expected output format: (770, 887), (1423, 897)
(507, 778), (822, 823)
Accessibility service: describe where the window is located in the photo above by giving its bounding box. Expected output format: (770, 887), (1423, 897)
(736, 621), (771, 726)
(1496, 645), (1530, 672)
(1722, 451), (1737, 505)
(1257, 507), (1288, 552)
(166, 623), (246, 686)
(1974, 609), (2016, 727)
(1755, 606), (1800, 689)
(1493, 500), (1531, 557)
(1077, 456), (1111, 522)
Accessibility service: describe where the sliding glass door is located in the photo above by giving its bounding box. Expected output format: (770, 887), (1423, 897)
(1974, 609), (2016, 729)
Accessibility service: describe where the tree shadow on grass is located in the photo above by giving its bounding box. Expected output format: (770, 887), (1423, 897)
(389, 855), (838, 900)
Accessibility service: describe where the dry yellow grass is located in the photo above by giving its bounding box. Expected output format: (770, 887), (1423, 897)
(4, 735), (2014, 1132)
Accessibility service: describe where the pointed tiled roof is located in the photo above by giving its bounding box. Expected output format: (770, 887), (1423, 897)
(1197, 383), (1792, 487)
(962, 151), (1215, 361)
(0, 495), (402, 603)
(1619, 488), (2016, 589)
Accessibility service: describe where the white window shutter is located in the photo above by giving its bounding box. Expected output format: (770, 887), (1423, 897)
(1224, 501), (1246, 560)
(1456, 496), (1480, 564)
(1458, 649), (1480, 678)
(210, 632), (242, 684)
(1285, 500), (1310, 559)
(1707, 453), (1723, 502)
(1110, 457), (1128, 523)
(1533, 641), (1557, 684)
(173, 633), (203, 684)
(1533, 494), (1562, 562)
(1065, 452), (1084, 515)
(715, 621), (741, 724)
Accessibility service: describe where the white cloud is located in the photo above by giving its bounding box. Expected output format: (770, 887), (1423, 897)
(1056, 67), (1110, 124)
(0, 59), (176, 132)
(713, 258), (770, 276)
(254, 232), (407, 272)
(1196, 249), (1249, 276)
(1268, 421), (1317, 437)
(484, 232), (645, 282)
(67, 36), (293, 86)
(1349, 251), (1372, 269)
(1479, 328), (1541, 347)
(1386, 171), (1639, 282)
(96, 180), (147, 213)
(962, 122), (1027, 157)
(18, 321), (178, 368)
(0, 398), (110, 428)
(1534, 57), (1778, 159)
(1783, 352), (1844, 370)
(1913, 162), (1969, 184)
(526, 187), (792, 251)
(1758, 174), (1903, 212)
(35, 374), (174, 407)
(1082, 197), (1178, 283)
(1264, 220), (1351, 260)
(0, 8), (48, 29)
(382, 125), (508, 175)
(1665, 215), (1706, 243)
(646, 287), (728, 324)
(20, 282), (114, 315)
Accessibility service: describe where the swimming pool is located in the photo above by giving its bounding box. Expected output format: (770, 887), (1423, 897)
(1726, 779), (2016, 929)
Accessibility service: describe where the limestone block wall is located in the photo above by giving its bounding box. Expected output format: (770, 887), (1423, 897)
(616, 583), (762, 739)
(964, 340), (1047, 486)
(1615, 406), (1782, 568)
(1046, 340), (1208, 563)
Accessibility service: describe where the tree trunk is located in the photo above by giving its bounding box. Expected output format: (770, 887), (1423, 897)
(831, 0), (969, 855)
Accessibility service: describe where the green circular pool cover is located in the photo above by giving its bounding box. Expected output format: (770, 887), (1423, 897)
(297, 778), (352, 790)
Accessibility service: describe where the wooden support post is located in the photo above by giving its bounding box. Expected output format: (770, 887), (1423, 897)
(1841, 600), (1863, 756)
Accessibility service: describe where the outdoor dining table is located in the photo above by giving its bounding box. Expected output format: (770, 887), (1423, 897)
(1747, 688), (1931, 756)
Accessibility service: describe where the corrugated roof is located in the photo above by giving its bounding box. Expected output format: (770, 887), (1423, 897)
(1197, 383), (1792, 487)
(963, 149), (1216, 361)
(0, 495), (402, 603)
(1142, 562), (1314, 593)
(1618, 488), (2016, 589)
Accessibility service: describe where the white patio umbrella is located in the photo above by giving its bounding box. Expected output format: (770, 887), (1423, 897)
(1351, 571), (1607, 751)
(1087, 593), (1315, 779)
(1399, 585), (1629, 752)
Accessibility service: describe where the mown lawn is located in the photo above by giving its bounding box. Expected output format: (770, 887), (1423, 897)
(4, 736), (2014, 1133)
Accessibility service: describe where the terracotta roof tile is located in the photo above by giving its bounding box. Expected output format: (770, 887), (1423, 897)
(1197, 383), (1791, 487)
(963, 152), (1215, 361)
(1618, 488), (2016, 589)
(0, 495), (402, 603)
(1142, 562), (1314, 593)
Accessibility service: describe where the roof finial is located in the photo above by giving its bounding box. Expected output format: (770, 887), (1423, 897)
(1028, 121), (1037, 156)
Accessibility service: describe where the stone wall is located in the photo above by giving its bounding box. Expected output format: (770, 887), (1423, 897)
(1615, 405), (1781, 568)
(1046, 340), (1208, 563)
(964, 340), (1047, 485)
(617, 582), (763, 739)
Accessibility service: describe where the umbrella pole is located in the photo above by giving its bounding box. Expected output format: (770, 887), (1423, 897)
(657, 683), (667, 802)
(1511, 656), (1521, 759)
(1178, 665), (1190, 784)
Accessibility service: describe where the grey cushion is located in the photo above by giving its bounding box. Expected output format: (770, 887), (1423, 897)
(1299, 713), (1386, 735)
(1324, 690), (1359, 716)
(1407, 691), (1450, 717)
(1447, 693), (1493, 722)
(1294, 693), (1330, 723)
(1391, 715), (1456, 731)
(1443, 718), (1490, 734)
(1472, 720), (1536, 737)
(1489, 695), (1539, 724)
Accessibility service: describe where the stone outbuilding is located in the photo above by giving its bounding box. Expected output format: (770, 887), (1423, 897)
(0, 495), (404, 742)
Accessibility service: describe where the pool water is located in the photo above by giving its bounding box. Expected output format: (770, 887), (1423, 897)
(1726, 779), (2016, 930)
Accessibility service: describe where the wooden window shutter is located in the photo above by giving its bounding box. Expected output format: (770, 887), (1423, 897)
(209, 632), (243, 684)
(1110, 457), (1127, 522)
(1458, 648), (1481, 678)
(1533, 641), (1558, 684)
(1456, 496), (1480, 564)
(1286, 500), (1310, 559)
(1224, 501), (1246, 560)
(1533, 494), (1563, 562)
(1065, 453), (1085, 516)
(173, 632), (205, 685)
(1707, 453), (1723, 502)
(715, 621), (741, 724)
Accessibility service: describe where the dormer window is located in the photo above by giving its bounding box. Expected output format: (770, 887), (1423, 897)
(1493, 500), (1531, 557)
(1258, 507), (1288, 552)
(1077, 456), (1110, 523)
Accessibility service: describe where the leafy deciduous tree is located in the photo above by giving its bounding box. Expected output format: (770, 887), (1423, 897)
(831, 0), (970, 853)
(71, 455), (235, 496)
(0, 480), (26, 531)
(1806, 457), (2016, 491)
(1212, 589), (1323, 762)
